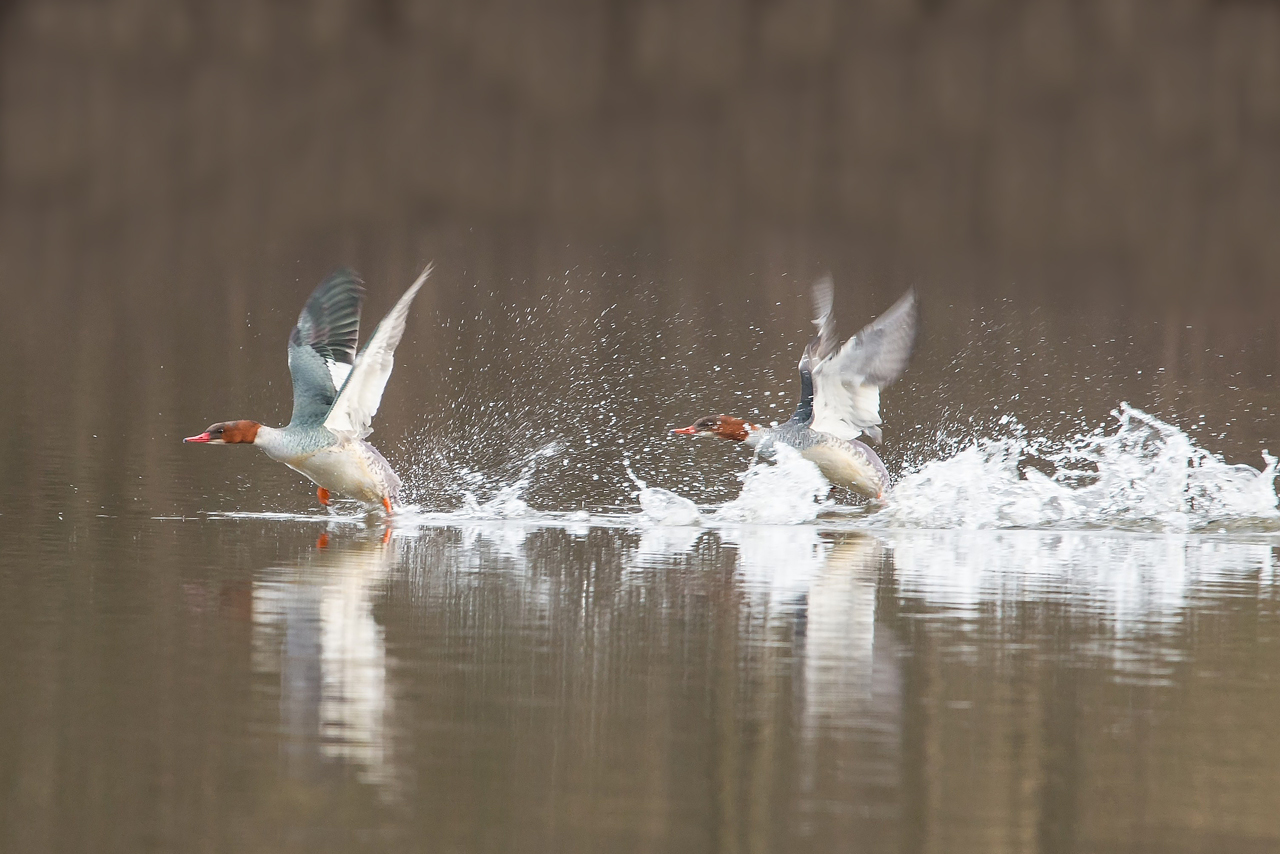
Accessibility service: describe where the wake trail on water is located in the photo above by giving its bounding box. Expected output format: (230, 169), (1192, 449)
(876, 404), (1279, 532)
(629, 404), (1280, 533)
(200, 405), (1279, 535)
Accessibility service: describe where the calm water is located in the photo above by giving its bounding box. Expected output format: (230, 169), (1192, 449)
(4, 512), (1280, 853)
(7, 1), (1280, 851)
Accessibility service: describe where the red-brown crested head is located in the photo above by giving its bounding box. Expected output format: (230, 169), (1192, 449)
(671, 415), (755, 442)
(183, 420), (261, 445)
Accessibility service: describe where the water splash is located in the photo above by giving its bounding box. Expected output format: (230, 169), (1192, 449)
(637, 488), (702, 526)
(200, 406), (1279, 535)
(715, 445), (832, 524)
(459, 484), (533, 519)
(457, 441), (563, 519)
(626, 460), (701, 526)
(876, 404), (1279, 532)
(628, 444), (831, 526)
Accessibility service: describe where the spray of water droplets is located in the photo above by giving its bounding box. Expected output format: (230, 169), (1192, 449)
(871, 404), (1279, 532)
(214, 402), (1278, 536)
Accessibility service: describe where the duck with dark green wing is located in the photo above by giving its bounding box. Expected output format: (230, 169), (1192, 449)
(184, 265), (431, 513)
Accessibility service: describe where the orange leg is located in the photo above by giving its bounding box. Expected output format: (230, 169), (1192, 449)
(316, 532), (330, 549)
(382, 526), (392, 545)
(381, 496), (393, 515)
(317, 487), (331, 506)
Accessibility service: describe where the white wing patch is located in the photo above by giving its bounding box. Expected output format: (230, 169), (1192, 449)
(809, 289), (916, 443)
(810, 375), (883, 443)
(327, 361), (353, 393)
(325, 264), (432, 439)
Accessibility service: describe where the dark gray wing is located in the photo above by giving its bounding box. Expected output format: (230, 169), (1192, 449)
(809, 288), (917, 443)
(286, 270), (366, 428)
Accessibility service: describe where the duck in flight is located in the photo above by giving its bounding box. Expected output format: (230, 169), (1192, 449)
(184, 265), (431, 513)
(673, 277), (917, 500)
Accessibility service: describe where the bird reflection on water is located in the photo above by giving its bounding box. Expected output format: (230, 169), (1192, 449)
(252, 531), (398, 790)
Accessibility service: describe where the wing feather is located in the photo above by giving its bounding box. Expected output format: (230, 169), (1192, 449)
(804, 274), (839, 366)
(809, 288), (917, 443)
(324, 264), (432, 438)
(286, 270), (365, 427)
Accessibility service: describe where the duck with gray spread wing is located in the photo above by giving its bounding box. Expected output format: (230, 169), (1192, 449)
(673, 277), (918, 500)
(184, 265), (432, 513)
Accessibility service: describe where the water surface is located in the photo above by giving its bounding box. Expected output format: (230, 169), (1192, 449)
(5, 1), (1280, 850)
(4, 513), (1280, 853)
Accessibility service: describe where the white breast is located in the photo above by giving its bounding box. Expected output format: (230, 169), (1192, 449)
(800, 443), (885, 498)
(284, 442), (388, 504)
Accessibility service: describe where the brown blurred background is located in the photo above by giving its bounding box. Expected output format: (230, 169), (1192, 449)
(4, 0), (1279, 301)
(4, 9), (1280, 850)
(2, 0), (1280, 515)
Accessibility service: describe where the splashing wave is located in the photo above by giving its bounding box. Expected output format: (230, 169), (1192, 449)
(874, 404), (1278, 532)
(630, 444), (832, 526)
(202, 405), (1279, 535)
(456, 441), (563, 519)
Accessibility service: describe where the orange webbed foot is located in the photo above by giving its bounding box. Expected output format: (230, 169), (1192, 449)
(317, 487), (331, 507)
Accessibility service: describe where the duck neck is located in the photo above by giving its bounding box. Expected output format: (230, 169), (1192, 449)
(251, 424), (287, 459)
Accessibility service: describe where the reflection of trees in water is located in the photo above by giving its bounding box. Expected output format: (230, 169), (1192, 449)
(891, 531), (1276, 679)
(51, 520), (1275, 851)
(890, 531), (1280, 851)
(631, 525), (904, 847)
(625, 524), (1280, 849)
(794, 537), (900, 827)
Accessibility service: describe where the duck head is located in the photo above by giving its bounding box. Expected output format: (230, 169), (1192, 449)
(183, 420), (261, 445)
(671, 415), (756, 442)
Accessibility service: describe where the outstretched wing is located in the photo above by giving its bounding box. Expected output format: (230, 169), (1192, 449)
(287, 270), (366, 427)
(324, 264), (432, 439)
(791, 275), (839, 425)
(809, 288), (917, 443)
(802, 274), (840, 367)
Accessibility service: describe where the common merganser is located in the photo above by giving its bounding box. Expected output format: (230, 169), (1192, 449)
(673, 277), (917, 500)
(184, 265), (431, 513)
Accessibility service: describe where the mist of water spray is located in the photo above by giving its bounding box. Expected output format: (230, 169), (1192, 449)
(874, 404), (1279, 532)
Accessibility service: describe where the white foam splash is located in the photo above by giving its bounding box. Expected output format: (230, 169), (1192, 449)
(638, 488), (702, 526)
(460, 483), (533, 519)
(626, 460), (702, 526)
(715, 445), (832, 525)
(198, 406), (1280, 535)
(457, 441), (563, 519)
(876, 405), (1279, 532)
(629, 444), (831, 527)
